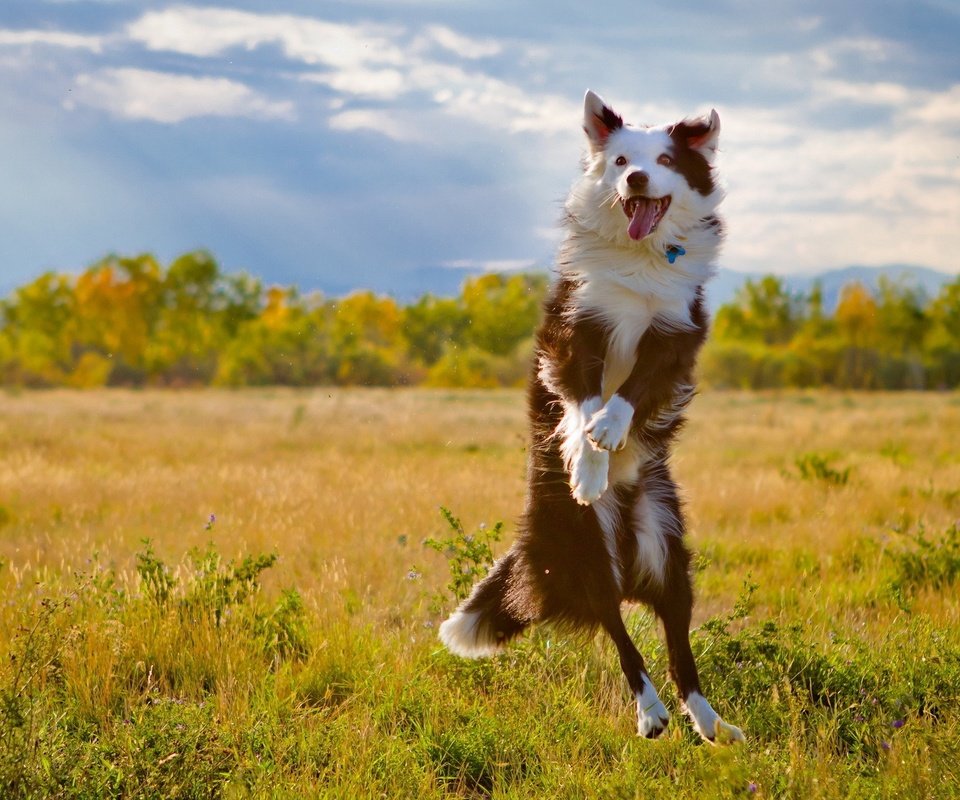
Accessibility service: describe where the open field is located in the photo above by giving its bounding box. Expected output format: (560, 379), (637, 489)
(1, 388), (959, 798)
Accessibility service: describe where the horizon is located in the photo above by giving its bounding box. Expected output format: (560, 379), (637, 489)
(2, 1), (959, 298)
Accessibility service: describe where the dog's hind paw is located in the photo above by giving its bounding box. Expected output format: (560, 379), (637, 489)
(636, 675), (670, 739)
(683, 692), (745, 746)
(711, 717), (745, 746)
(570, 445), (609, 505)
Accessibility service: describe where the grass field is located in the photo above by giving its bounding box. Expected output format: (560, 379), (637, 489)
(1, 388), (959, 798)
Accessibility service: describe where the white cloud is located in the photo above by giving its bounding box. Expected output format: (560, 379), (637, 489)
(812, 79), (912, 106)
(0, 28), (104, 51)
(69, 68), (295, 123)
(125, 7), (575, 137)
(718, 79), (960, 273)
(808, 36), (898, 72)
(906, 83), (960, 126)
(302, 68), (407, 99)
(328, 108), (420, 141)
(442, 258), (538, 271)
(126, 7), (407, 69)
(420, 25), (501, 59)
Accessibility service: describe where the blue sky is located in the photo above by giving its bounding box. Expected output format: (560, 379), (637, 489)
(2, 0), (959, 298)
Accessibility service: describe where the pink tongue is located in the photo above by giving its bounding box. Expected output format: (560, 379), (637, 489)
(628, 199), (658, 241)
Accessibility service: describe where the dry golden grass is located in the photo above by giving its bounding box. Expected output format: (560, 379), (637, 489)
(2, 388), (956, 612)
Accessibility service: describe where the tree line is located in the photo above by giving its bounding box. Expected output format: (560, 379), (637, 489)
(1, 251), (958, 390)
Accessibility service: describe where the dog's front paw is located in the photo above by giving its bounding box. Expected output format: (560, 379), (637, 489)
(585, 395), (634, 451)
(570, 445), (609, 505)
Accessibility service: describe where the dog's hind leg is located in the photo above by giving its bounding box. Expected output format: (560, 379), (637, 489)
(439, 549), (530, 658)
(654, 534), (745, 745)
(599, 607), (670, 738)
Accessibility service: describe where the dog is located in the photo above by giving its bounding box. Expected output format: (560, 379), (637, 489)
(439, 90), (743, 745)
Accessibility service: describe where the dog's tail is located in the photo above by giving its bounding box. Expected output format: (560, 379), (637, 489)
(439, 549), (530, 658)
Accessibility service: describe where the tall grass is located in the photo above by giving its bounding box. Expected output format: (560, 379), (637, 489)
(0, 389), (958, 797)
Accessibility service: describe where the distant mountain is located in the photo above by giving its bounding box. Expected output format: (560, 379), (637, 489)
(706, 264), (956, 311)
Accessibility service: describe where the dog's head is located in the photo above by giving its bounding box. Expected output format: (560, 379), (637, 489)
(569, 90), (722, 249)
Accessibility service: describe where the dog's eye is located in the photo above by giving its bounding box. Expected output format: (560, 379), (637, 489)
(614, 155), (628, 166)
(657, 153), (674, 167)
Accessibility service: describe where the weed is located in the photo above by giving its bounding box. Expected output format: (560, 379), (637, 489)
(794, 452), (851, 485)
(0, 594), (73, 796)
(136, 538), (177, 610)
(423, 506), (503, 611)
(888, 522), (960, 607)
(180, 544), (278, 628)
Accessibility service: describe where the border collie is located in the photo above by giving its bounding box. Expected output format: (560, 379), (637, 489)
(439, 90), (743, 745)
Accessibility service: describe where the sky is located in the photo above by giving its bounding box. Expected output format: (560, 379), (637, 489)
(2, 0), (959, 299)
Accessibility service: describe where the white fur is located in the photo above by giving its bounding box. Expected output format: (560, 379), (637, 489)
(585, 393), (634, 451)
(636, 674), (670, 738)
(438, 609), (505, 658)
(631, 468), (685, 586)
(570, 444), (608, 506)
(554, 395), (612, 506)
(683, 692), (745, 745)
(592, 487), (623, 591)
(630, 492), (672, 587)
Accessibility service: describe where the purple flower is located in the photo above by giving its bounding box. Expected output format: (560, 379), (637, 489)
(881, 741), (891, 751)
(892, 719), (905, 729)
(747, 782), (758, 793)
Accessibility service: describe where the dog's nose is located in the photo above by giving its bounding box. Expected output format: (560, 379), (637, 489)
(627, 171), (649, 190)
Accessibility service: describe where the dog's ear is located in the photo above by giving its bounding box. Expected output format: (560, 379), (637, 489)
(583, 90), (623, 151)
(669, 109), (720, 161)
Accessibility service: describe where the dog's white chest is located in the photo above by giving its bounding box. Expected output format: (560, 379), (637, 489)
(577, 269), (697, 401)
(601, 310), (651, 400)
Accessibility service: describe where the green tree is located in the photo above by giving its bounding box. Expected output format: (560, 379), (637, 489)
(713, 275), (802, 345)
(460, 273), (545, 356)
(925, 276), (960, 387)
(401, 294), (468, 366)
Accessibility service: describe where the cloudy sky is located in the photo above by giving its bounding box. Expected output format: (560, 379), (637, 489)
(2, 0), (959, 297)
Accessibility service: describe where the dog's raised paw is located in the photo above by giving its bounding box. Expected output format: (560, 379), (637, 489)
(570, 446), (609, 505)
(585, 395), (634, 451)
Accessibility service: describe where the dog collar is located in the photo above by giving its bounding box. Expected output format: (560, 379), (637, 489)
(666, 245), (686, 264)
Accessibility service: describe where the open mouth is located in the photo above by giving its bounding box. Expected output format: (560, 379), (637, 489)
(620, 195), (671, 241)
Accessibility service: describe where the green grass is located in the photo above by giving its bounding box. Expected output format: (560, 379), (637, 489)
(0, 389), (959, 797)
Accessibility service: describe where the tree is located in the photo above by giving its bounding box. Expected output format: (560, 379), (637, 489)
(460, 273), (545, 356)
(712, 275), (801, 345)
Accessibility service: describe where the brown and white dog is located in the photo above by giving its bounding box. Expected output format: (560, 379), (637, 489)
(440, 90), (743, 745)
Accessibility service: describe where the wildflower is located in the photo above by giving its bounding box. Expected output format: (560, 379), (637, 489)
(892, 719), (905, 729)
(406, 569), (421, 581)
(881, 741), (891, 751)
(205, 513), (216, 530)
(747, 783), (758, 793)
